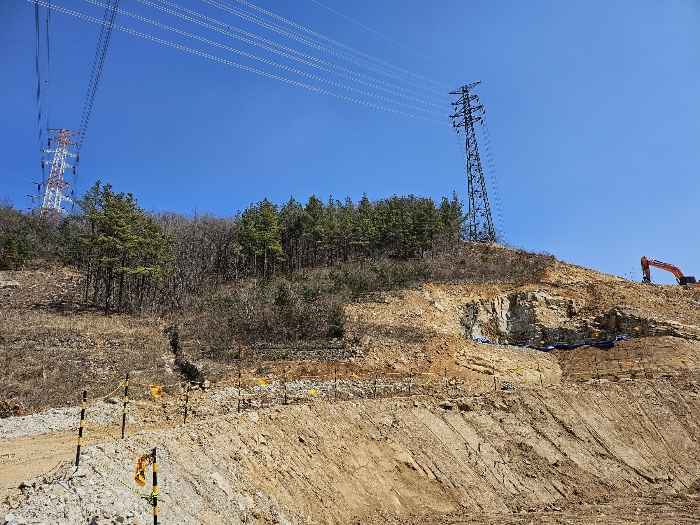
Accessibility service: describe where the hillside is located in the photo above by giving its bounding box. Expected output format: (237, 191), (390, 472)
(2, 245), (700, 524)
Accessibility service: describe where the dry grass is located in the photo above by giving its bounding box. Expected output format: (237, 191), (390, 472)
(0, 306), (176, 414)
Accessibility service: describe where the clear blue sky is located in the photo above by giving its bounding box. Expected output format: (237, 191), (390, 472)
(1, 0), (699, 283)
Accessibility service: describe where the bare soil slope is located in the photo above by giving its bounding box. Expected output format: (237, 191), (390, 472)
(3, 378), (700, 524)
(3, 251), (700, 524)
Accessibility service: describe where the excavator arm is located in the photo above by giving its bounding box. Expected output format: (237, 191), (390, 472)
(641, 256), (700, 287)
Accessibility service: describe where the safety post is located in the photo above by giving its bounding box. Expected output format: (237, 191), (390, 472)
(283, 368), (288, 405)
(491, 361), (497, 392)
(595, 357), (601, 383)
(237, 369), (242, 413)
(75, 390), (87, 467)
(443, 367), (447, 395)
(373, 377), (377, 399)
(334, 366), (338, 403)
(408, 368), (413, 397)
(121, 373), (129, 439)
(537, 361), (544, 388)
(183, 381), (191, 424)
(152, 447), (158, 525)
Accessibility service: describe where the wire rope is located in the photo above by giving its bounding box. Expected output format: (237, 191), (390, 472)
(138, 0), (449, 105)
(232, 0), (451, 89)
(30, 0), (450, 126)
(201, 0), (447, 96)
(83, 0), (447, 116)
(308, 0), (461, 75)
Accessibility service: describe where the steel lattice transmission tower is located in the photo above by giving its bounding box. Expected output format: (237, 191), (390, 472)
(449, 81), (497, 243)
(39, 129), (80, 218)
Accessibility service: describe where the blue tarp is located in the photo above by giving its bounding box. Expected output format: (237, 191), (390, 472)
(475, 335), (629, 352)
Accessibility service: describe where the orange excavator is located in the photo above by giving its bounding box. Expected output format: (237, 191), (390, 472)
(641, 256), (700, 287)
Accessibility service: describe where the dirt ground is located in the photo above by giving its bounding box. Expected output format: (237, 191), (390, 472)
(3, 376), (700, 524)
(3, 256), (700, 523)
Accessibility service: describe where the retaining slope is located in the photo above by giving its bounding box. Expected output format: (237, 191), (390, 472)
(3, 378), (700, 524)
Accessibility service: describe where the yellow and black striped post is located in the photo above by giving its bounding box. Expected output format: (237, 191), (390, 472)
(237, 369), (242, 413)
(75, 390), (87, 467)
(333, 367), (338, 403)
(121, 373), (130, 439)
(183, 381), (191, 424)
(283, 368), (288, 405)
(152, 447), (158, 525)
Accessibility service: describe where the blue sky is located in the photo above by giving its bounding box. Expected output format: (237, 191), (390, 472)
(1, 0), (699, 284)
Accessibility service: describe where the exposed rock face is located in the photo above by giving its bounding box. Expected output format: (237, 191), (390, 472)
(459, 291), (584, 344)
(460, 292), (700, 345)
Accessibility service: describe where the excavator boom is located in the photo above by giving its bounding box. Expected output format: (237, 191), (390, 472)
(641, 256), (700, 287)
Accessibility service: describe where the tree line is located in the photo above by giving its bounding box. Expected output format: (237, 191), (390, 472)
(1, 185), (468, 313)
(1, 185), (554, 350)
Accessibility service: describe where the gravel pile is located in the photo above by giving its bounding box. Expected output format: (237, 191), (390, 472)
(0, 402), (125, 440)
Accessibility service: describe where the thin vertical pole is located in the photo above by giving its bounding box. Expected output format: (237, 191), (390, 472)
(373, 377), (377, 399)
(444, 367), (448, 396)
(237, 369), (242, 413)
(492, 361), (497, 392)
(334, 367), (338, 403)
(152, 447), (158, 525)
(75, 390), (87, 467)
(537, 361), (544, 388)
(408, 368), (413, 397)
(595, 357), (601, 383)
(283, 368), (288, 405)
(183, 381), (191, 424)
(121, 373), (129, 439)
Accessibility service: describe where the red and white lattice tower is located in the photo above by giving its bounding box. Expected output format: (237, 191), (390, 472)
(40, 129), (80, 218)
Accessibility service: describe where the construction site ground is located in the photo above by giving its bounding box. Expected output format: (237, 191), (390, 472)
(2, 256), (700, 524)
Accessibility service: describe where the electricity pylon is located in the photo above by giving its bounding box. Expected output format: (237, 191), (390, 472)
(449, 81), (497, 243)
(38, 129), (80, 219)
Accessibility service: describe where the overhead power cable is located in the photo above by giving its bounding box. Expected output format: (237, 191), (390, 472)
(480, 118), (505, 241)
(232, 0), (451, 89)
(34, 0), (44, 177)
(201, 0), (447, 96)
(129, 0), (448, 110)
(84, 0), (447, 116)
(30, 1), (450, 126)
(45, 1), (52, 133)
(138, 0), (449, 105)
(77, 0), (119, 154)
(308, 0), (461, 75)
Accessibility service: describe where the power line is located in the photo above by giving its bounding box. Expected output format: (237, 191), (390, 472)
(45, 1), (51, 133)
(77, 0), (120, 153)
(232, 0), (451, 89)
(84, 0), (447, 116)
(34, 0), (44, 177)
(139, 0), (449, 105)
(308, 0), (461, 75)
(480, 117), (505, 243)
(128, 0), (449, 110)
(201, 0), (447, 95)
(30, 0), (450, 126)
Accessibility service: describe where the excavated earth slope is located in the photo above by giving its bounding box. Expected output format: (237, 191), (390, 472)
(3, 378), (700, 524)
(3, 253), (700, 524)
